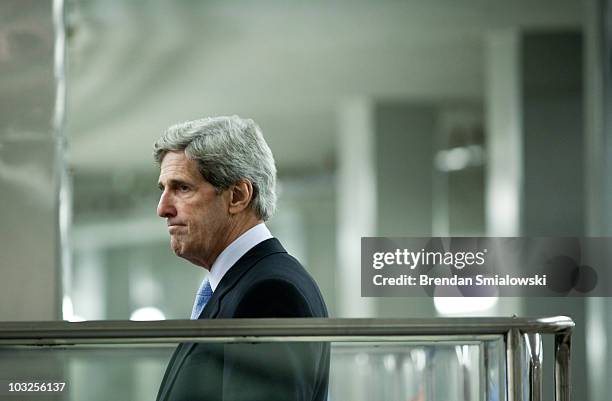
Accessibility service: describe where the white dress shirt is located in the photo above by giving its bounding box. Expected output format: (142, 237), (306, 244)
(207, 223), (273, 291)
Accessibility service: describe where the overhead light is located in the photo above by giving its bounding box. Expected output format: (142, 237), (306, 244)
(434, 296), (498, 315)
(435, 144), (484, 172)
(62, 295), (86, 322)
(130, 306), (166, 321)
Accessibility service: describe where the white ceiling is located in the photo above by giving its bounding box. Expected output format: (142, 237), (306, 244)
(66, 0), (582, 174)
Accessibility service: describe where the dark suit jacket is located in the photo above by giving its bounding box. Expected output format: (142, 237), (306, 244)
(156, 238), (330, 401)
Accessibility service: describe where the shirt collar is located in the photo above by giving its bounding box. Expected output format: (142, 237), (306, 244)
(208, 223), (273, 291)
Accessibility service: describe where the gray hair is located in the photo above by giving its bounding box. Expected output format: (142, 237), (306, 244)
(153, 115), (277, 220)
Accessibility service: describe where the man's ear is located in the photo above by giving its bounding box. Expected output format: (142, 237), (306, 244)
(228, 179), (254, 215)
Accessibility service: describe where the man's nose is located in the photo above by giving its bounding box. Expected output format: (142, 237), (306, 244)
(157, 191), (177, 218)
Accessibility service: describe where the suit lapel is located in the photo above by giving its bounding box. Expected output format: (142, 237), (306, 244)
(158, 238), (286, 400)
(199, 238), (286, 319)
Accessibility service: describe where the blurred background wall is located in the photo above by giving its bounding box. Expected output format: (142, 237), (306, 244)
(0, 0), (64, 320)
(1, 0), (612, 400)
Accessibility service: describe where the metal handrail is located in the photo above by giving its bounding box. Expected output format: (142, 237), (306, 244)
(0, 316), (573, 344)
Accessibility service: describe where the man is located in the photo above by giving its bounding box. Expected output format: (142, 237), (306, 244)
(153, 116), (329, 401)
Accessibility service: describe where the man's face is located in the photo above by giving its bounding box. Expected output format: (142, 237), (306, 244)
(157, 151), (231, 268)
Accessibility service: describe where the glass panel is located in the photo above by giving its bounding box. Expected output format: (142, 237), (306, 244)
(0, 337), (506, 401)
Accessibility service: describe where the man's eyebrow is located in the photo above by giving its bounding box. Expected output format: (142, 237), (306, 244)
(158, 179), (190, 190)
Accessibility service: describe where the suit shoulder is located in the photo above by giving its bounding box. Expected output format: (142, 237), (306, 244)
(251, 251), (305, 274)
(247, 252), (321, 292)
(234, 253), (328, 318)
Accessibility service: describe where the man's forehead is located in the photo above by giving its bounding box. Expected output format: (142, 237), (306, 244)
(158, 151), (199, 181)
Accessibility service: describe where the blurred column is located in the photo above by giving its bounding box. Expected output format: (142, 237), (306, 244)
(521, 32), (584, 235)
(373, 101), (438, 318)
(485, 30), (523, 237)
(584, 2), (612, 401)
(0, 0), (66, 320)
(584, 0), (609, 236)
(484, 29), (531, 322)
(486, 30), (584, 236)
(336, 98), (376, 317)
(374, 102), (436, 237)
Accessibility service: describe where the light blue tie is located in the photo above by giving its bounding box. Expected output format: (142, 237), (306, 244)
(191, 279), (213, 319)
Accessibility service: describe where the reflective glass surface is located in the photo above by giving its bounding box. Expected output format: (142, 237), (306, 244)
(0, 337), (506, 401)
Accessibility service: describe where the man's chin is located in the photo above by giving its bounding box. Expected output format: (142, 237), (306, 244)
(171, 244), (196, 263)
(170, 240), (184, 256)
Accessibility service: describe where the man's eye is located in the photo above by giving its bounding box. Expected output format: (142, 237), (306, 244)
(179, 185), (190, 192)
